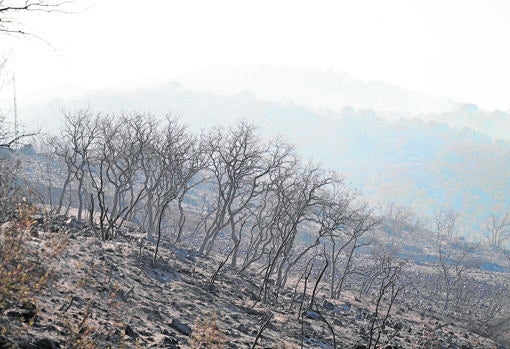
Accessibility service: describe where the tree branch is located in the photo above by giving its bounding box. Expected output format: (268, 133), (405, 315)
(0, 132), (38, 150)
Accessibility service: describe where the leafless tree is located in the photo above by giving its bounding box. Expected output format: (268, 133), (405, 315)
(485, 211), (510, 248)
(434, 238), (477, 312)
(0, 114), (37, 151)
(0, 147), (21, 221)
(254, 163), (336, 304)
(384, 202), (420, 235)
(197, 121), (271, 265)
(151, 117), (204, 262)
(116, 114), (159, 229)
(366, 253), (406, 348)
(434, 208), (459, 240)
(330, 204), (376, 298)
(52, 110), (98, 219)
(238, 139), (296, 273)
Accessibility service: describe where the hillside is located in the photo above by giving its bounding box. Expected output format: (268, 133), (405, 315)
(0, 215), (507, 348)
(1, 136), (510, 348)
(18, 84), (510, 241)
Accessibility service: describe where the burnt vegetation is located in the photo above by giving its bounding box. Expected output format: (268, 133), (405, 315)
(1, 111), (509, 348)
(1, 2), (509, 348)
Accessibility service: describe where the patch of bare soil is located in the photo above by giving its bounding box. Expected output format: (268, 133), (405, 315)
(0, 217), (504, 348)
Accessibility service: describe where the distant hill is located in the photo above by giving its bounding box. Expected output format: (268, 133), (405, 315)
(418, 105), (510, 141)
(176, 65), (462, 114)
(19, 81), (510, 241)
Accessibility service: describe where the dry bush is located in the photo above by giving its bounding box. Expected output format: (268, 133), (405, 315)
(0, 202), (68, 338)
(0, 157), (22, 222)
(412, 325), (441, 349)
(190, 312), (226, 349)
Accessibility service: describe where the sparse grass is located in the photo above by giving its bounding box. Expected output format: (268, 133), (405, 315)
(0, 203), (65, 312)
(411, 325), (442, 349)
(190, 311), (226, 349)
(0, 160), (62, 344)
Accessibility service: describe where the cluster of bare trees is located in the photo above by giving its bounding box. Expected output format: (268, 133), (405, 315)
(434, 208), (460, 240)
(5, 109), (508, 347)
(37, 111), (417, 348)
(43, 111), (385, 300)
(46, 112), (198, 242)
(485, 212), (510, 248)
(14, 109), (506, 347)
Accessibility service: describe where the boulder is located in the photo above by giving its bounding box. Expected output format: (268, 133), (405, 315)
(322, 300), (337, 311)
(125, 324), (139, 339)
(304, 310), (322, 320)
(170, 319), (192, 336)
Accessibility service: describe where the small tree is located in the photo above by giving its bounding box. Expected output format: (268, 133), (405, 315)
(434, 208), (459, 240)
(367, 253), (406, 348)
(485, 211), (510, 248)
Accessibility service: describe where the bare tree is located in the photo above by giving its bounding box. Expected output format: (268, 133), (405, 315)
(197, 121), (271, 264)
(151, 117), (204, 262)
(384, 202), (420, 235)
(367, 253), (406, 348)
(434, 238), (477, 312)
(254, 163), (336, 304)
(330, 204), (376, 298)
(0, 114), (37, 150)
(0, 146), (22, 221)
(55, 110), (98, 220)
(238, 139), (295, 273)
(434, 208), (459, 240)
(485, 211), (510, 248)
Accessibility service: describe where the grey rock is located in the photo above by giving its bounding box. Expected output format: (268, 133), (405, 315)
(304, 310), (322, 320)
(322, 300), (337, 311)
(125, 324), (139, 339)
(341, 302), (351, 313)
(36, 338), (60, 349)
(333, 318), (343, 326)
(6, 302), (37, 323)
(163, 336), (180, 348)
(170, 319), (192, 336)
(236, 323), (250, 334)
(0, 221), (14, 233)
(393, 321), (404, 330)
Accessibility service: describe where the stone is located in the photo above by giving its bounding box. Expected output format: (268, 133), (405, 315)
(6, 302), (37, 323)
(322, 300), (337, 311)
(105, 329), (122, 342)
(125, 324), (139, 339)
(341, 302), (351, 313)
(237, 323), (250, 334)
(163, 336), (180, 348)
(333, 318), (343, 326)
(304, 310), (322, 320)
(32, 215), (45, 225)
(393, 321), (404, 330)
(170, 319), (192, 336)
(36, 338), (60, 349)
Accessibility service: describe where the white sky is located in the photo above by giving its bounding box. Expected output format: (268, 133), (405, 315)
(2, 0), (510, 110)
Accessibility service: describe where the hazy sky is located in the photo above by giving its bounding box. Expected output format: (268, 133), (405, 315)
(2, 0), (510, 110)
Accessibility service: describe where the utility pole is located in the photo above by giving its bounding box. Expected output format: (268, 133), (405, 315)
(12, 73), (19, 149)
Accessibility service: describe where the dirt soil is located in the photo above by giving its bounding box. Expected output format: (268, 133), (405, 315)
(0, 217), (505, 348)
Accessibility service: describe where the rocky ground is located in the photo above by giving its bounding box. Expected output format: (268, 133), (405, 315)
(0, 216), (506, 348)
